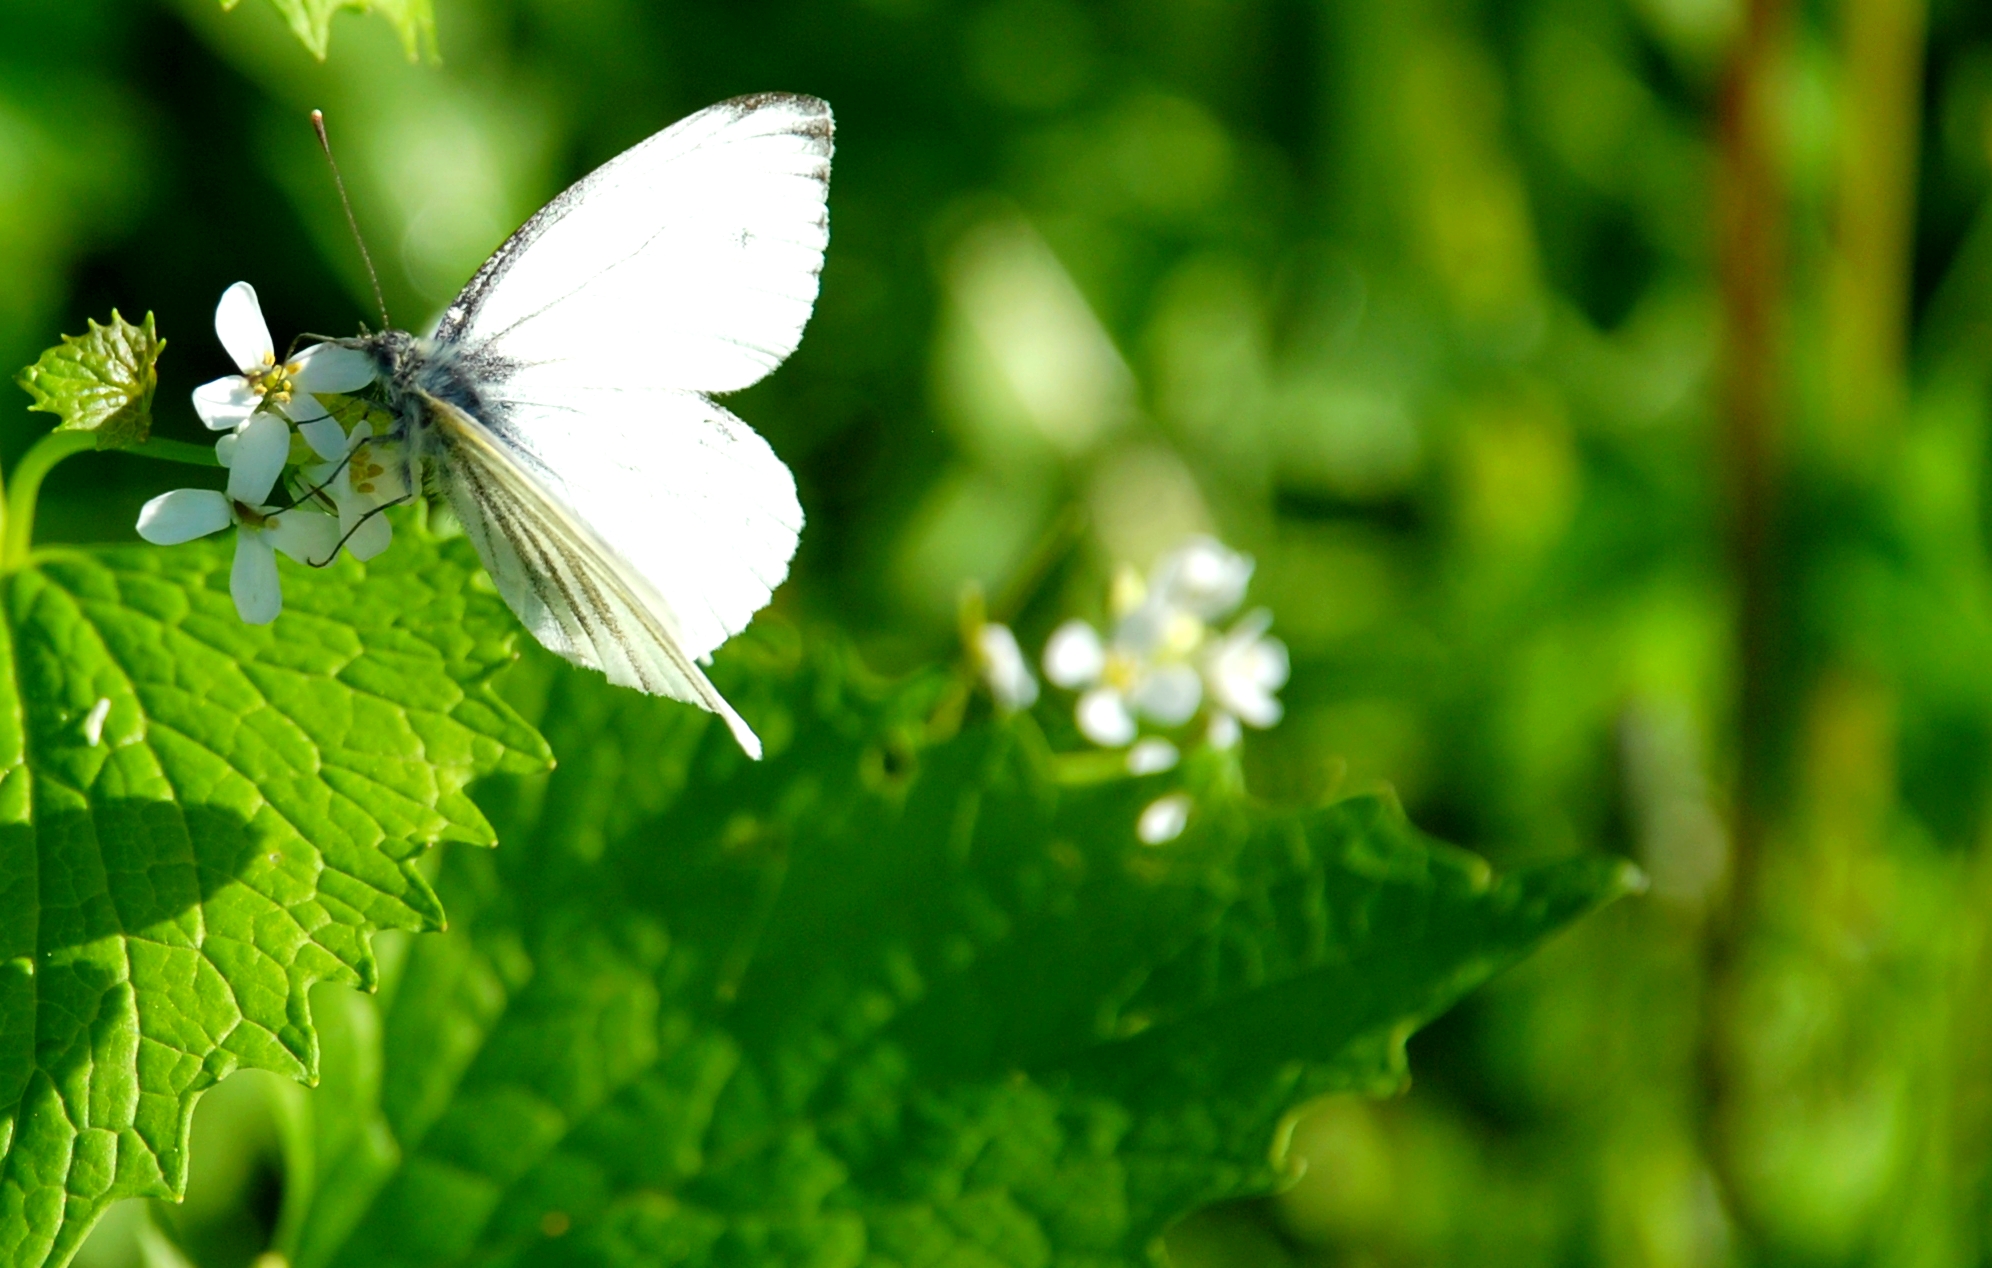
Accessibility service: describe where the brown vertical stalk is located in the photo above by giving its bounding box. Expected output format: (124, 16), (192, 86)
(1700, 0), (1788, 1248)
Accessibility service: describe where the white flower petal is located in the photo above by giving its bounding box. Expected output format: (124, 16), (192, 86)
(1043, 619), (1105, 688)
(192, 377), (259, 431)
(1129, 663), (1202, 726)
(266, 508), (341, 566)
(214, 433), (237, 468)
(1076, 687), (1137, 747)
(281, 392), (332, 424)
(1154, 535), (1253, 620)
(297, 415), (349, 461)
(227, 414), (291, 505)
(137, 489), (231, 545)
(343, 510), (393, 562)
(975, 623), (1039, 712)
(230, 529), (281, 624)
(1115, 599), (1203, 659)
(1214, 673), (1283, 728)
(82, 697), (111, 748)
(1208, 712), (1242, 749)
(1137, 793), (1192, 845)
(1207, 611), (1289, 729)
(1248, 633), (1291, 692)
(290, 343), (376, 393)
(1112, 600), (1170, 656)
(215, 281), (275, 373)
(1126, 738), (1179, 775)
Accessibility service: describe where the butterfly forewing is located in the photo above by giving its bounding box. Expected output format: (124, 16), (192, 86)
(438, 93), (833, 396)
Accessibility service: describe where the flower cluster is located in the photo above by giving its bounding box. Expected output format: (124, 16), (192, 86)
(138, 283), (410, 624)
(971, 535), (1290, 844)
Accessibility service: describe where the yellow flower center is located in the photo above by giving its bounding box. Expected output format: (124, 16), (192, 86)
(1103, 650), (1139, 692)
(248, 353), (304, 406)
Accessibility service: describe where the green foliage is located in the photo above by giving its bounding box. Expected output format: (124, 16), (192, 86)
(0, 523), (546, 1268)
(266, 640), (1633, 1268)
(223, 0), (435, 61)
(15, 314), (163, 453)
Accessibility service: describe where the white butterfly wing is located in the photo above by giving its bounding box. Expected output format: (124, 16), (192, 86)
(466, 370), (802, 665)
(437, 93), (833, 395)
(424, 392), (771, 758)
(419, 93), (831, 754)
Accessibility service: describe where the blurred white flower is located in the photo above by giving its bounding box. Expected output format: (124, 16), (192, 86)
(1137, 793), (1192, 844)
(1043, 616), (1201, 746)
(1208, 712), (1243, 750)
(192, 281), (375, 447)
(1202, 608), (1290, 742)
(1126, 737), (1179, 775)
(1043, 617), (1107, 687)
(1150, 534), (1253, 621)
(1040, 533), (1287, 753)
(973, 621), (1039, 712)
(136, 413), (339, 624)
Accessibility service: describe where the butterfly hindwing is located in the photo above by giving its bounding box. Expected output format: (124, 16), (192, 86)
(423, 390), (766, 758)
(466, 371), (802, 663)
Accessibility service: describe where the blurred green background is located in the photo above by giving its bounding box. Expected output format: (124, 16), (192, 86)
(13, 0), (1992, 1263)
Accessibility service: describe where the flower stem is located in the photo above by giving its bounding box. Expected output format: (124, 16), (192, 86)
(0, 432), (222, 569)
(128, 437), (223, 468)
(3, 431), (95, 567)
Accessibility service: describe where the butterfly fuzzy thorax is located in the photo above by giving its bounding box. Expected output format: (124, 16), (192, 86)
(341, 93), (833, 760)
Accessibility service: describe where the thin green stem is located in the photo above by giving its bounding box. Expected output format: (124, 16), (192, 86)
(0, 432), (222, 569)
(128, 436), (223, 468)
(3, 431), (95, 568)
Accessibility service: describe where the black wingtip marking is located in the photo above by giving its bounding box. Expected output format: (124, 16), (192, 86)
(725, 91), (830, 113)
(719, 92), (835, 148)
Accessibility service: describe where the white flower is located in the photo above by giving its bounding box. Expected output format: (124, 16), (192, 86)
(1208, 712), (1242, 750)
(1040, 534), (1287, 753)
(191, 281), (375, 448)
(136, 413), (339, 624)
(1043, 618), (1107, 687)
(304, 421), (410, 563)
(1202, 608), (1289, 744)
(973, 622), (1039, 712)
(1137, 793), (1192, 844)
(1126, 737), (1179, 775)
(1150, 535), (1253, 621)
(1043, 617), (1201, 747)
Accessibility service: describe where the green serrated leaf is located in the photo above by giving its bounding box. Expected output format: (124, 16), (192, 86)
(275, 638), (1636, 1268)
(241, 0), (437, 61)
(15, 312), (164, 452)
(0, 519), (548, 1268)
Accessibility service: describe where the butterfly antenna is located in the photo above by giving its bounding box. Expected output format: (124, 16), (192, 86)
(311, 109), (391, 331)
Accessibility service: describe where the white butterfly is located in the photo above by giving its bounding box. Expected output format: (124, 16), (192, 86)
(349, 93), (832, 759)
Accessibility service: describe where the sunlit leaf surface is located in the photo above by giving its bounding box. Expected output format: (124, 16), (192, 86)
(277, 639), (1633, 1268)
(0, 525), (545, 1268)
